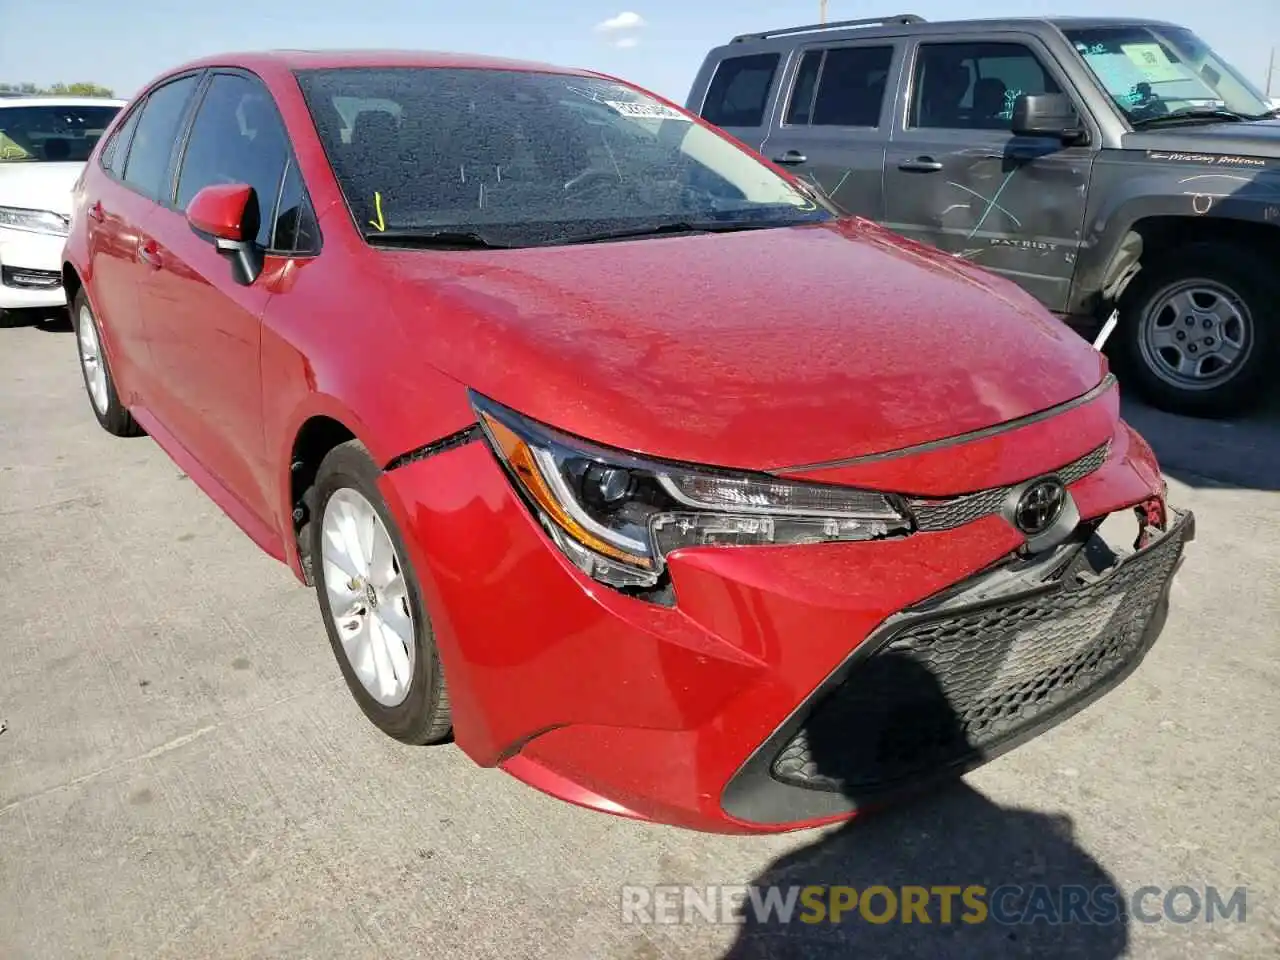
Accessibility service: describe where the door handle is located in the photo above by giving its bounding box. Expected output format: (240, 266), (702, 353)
(137, 240), (162, 269)
(898, 157), (944, 173)
(771, 150), (808, 165)
(87, 200), (105, 223)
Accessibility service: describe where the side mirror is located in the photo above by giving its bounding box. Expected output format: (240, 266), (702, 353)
(186, 183), (263, 285)
(1011, 93), (1085, 143)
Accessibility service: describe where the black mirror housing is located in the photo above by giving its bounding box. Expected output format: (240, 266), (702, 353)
(1012, 93), (1085, 143)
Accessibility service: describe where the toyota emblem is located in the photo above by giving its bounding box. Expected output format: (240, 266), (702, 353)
(1013, 478), (1066, 536)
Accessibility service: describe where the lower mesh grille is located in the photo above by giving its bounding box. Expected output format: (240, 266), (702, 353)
(771, 513), (1187, 794)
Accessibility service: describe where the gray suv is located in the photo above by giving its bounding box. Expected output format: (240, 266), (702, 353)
(687, 14), (1280, 417)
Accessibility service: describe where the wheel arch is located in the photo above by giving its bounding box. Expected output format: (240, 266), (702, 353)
(279, 401), (372, 584)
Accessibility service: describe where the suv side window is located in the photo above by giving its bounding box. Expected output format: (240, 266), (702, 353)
(122, 75), (199, 200)
(101, 104), (142, 178)
(176, 73), (292, 249)
(909, 42), (1062, 130)
(701, 53), (781, 127)
(785, 46), (894, 127)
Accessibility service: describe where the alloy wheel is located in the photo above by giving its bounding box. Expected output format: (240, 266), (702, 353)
(77, 304), (109, 414)
(320, 488), (416, 707)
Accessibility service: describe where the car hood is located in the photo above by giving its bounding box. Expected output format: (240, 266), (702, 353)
(0, 161), (82, 216)
(385, 219), (1106, 471)
(1121, 119), (1280, 160)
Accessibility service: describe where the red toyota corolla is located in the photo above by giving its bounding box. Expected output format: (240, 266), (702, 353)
(63, 51), (1193, 833)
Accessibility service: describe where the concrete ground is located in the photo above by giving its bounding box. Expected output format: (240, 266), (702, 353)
(1, 310), (1277, 960)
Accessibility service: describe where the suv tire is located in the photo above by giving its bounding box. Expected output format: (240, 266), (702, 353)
(1116, 241), (1276, 418)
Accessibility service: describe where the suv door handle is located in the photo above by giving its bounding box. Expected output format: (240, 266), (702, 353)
(898, 157), (944, 173)
(772, 150), (807, 165)
(86, 201), (105, 223)
(138, 240), (162, 269)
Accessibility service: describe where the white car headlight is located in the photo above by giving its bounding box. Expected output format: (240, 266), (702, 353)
(0, 206), (70, 237)
(472, 392), (911, 590)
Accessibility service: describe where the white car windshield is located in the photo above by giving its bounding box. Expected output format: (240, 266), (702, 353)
(0, 103), (121, 163)
(295, 67), (832, 247)
(1062, 24), (1273, 122)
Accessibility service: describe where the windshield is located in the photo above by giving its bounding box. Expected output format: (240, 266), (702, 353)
(294, 67), (831, 247)
(0, 104), (120, 163)
(1062, 25), (1272, 123)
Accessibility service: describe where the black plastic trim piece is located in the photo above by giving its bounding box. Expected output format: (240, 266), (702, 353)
(383, 424), (482, 472)
(777, 374), (1117, 473)
(720, 507), (1194, 826)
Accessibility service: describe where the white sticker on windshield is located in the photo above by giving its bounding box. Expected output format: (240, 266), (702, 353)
(1119, 43), (1185, 83)
(603, 100), (692, 122)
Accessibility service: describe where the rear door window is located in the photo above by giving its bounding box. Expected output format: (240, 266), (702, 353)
(122, 75), (199, 201)
(786, 46), (895, 127)
(701, 53), (781, 127)
(175, 72), (292, 248)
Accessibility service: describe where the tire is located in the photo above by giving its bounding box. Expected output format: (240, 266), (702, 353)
(71, 290), (142, 436)
(310, 440), (452, 745)
(0, 310), (25, 328)
(1115, 242), (1277, 418)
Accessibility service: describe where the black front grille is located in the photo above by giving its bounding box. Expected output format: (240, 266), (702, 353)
(771, 511), (1188, 794)
(2, 266), (62, 289)
(910, 443), (1110, 532)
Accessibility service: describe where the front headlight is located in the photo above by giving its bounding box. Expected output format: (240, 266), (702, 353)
(0, 206), (70, 236)
(472, 393), (910, 590)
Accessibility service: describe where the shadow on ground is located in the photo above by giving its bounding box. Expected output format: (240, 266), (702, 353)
(724, 655), (1129, 960)
(1120, 391), (1280, 493)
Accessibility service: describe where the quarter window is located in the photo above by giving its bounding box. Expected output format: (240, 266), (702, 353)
(176, 74), (292, 248)
(103, 105), (142, 178)
(270, 158), (320, 253)
(786, 46), (894, 127)
(909, 42), (1062, 130)
(701, 53), (781, 127)
(122, 75), (199, 200)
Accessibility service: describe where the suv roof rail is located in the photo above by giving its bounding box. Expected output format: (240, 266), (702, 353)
(730, 13), (925, 43)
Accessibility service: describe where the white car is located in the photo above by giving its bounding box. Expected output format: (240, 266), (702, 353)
(0, 96), (124, 325)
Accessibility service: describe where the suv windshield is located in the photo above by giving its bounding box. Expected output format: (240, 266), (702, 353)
(0, 103), (120, 163)
(295, 67), (831, 248)
(1062, 24), (1273, 123)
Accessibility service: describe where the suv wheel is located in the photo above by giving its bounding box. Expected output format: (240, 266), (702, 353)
(1117, 242), (1276, 417)
(72, 290), (142, 436)
(310, 440), (453, 745)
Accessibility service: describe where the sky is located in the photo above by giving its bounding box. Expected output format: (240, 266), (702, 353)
(1, 0), (1276, 104)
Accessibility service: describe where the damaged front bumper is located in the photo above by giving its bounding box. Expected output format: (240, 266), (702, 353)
(722, 506), (1195, 826)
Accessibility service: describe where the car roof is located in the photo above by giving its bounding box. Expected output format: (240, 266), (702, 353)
(0, 96), (127, 108)
(164, 49), (594, 79)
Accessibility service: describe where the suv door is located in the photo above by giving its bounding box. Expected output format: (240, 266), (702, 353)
(882, 37), (1097, 311)
(136, 70), (295, 526)
(87, 74), (200, 400)
(759, 41), (902, 220)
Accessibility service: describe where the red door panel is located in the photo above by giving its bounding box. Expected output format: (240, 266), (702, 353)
(85, 179), (159, 402)
(137, 204), (274, 525)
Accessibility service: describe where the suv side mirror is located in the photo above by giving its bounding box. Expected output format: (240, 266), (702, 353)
(1011, 93), (1085, 143)
(186, 183), (263, 285)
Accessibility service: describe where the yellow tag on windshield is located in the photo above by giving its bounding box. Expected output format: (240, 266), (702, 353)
(1120, 43), (1184, 83)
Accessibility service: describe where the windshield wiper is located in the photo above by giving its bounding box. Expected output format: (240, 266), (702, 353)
(364, 229), (511, 249)
(557, 219), (789, 245)
(1132, 108), (1262, 128)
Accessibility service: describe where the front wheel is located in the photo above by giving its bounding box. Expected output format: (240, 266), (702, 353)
(1115, 242), (1276, 418)
(310, 440), (452, 745)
